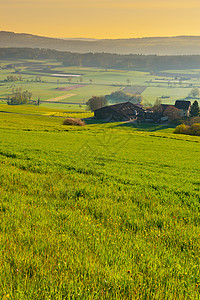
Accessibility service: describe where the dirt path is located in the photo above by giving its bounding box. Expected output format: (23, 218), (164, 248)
(46, 94), (76, 102)
(0, 110), (64, 118)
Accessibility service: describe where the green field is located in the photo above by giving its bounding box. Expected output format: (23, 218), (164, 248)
(0, 104), (200, 299)
(1, 59), (200, 109)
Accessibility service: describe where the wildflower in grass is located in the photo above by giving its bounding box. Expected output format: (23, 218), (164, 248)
(127, 270), (131, 274)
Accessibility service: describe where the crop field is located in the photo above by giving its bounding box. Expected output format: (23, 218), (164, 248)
(1, 59), (200, 110)
(0, 105), (200, 299)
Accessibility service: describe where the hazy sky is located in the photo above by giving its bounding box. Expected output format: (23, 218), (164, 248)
(1, 0), (200, 38)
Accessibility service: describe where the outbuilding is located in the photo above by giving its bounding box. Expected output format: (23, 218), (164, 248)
(94, 102), (144, 121)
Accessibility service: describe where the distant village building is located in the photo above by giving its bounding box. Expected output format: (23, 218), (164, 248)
(94, 102), (144, 121)
(175, 100), (191, 117)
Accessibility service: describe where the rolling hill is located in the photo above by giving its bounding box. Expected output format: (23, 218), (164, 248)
(1, 31), (200, 55)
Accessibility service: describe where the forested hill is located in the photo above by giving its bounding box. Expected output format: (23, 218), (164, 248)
(1, 31), (200, 55)
(1, 48), (200, 71)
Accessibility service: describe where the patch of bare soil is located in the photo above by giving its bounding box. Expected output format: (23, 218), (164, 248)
(57, 84), (87, 91)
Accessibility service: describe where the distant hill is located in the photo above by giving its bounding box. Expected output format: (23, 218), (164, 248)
(1, 31), (200, 55)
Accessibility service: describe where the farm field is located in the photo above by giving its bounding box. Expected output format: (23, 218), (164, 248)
(1, 59), (200, 109)
(0, 105), (200, 299)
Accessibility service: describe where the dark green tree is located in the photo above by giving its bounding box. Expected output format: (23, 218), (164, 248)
(190, 100), (200, 117)
(86, 96), (107, 112)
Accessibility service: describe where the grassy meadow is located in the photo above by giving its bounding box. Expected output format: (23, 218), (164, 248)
(0, 104), (200, 299)
(0, 59), (200, 298)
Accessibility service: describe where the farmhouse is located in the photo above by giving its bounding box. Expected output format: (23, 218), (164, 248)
(94, 102), (144, 121)
(175, 100), (191, 117)
(151, 100), (192, 122)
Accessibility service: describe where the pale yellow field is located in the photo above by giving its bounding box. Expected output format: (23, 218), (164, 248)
(46, 94), (76, 102)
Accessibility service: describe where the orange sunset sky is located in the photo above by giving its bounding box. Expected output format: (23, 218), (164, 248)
(1, 0), (200, 38)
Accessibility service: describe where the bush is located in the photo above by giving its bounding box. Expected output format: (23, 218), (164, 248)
(163, 106), (180, 121)
(63, 118), (85, 126)
(168, 119), (183, 125)
(186, 116), (200, 126)
(174, 124), (190, 134)
(189, 123), (200, 136)
(106, 90), (142, 104)
(174, 123), (200, 136)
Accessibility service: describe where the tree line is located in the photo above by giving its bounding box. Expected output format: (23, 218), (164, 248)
(1, 48), (200, 71)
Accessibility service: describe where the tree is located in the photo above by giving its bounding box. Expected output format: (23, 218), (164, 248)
(27, 92), (32, 101)
(188, 88), (199, 98)
(190, 100), (200, 117)
(152, 99), (162, 113)
(35, 75), (41, 82)
(7, 90), (32, 105)
(129, 95), (142, 104)
(163, 106), (180, 121)
(68, 77), (72, 83)
(105, 90), (142, 104)
(86, 96), (107, 112)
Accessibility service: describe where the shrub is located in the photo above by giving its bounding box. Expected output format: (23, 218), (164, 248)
(189, 123), (200, 136)
(174, 124), (190, 134)
(174, 123), (200, 136)
(169, 119), (183, 125)
(186, 116), (200, 126)
(63, 118), (85, 126)
(163, 106), (181, 121)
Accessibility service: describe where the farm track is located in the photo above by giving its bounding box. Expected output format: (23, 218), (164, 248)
(0, 110), (64, 118)
(46, 94), (76, 102)
(0, 110), (89, 117)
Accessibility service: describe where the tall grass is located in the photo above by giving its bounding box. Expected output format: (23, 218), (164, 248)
(0, 110), (200, 299)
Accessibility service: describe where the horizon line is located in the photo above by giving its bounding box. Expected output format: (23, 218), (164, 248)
(1, 30), (200, 40)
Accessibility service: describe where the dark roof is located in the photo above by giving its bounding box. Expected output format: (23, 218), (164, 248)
(175, 100), (191, 110)
(95, 102), (144, 114)
(160, 104), (174, 111)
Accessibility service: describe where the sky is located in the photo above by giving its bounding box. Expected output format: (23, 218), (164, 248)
(1, 0), (200, 39)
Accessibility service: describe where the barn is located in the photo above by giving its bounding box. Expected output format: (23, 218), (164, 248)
(94, 102), (144, 121)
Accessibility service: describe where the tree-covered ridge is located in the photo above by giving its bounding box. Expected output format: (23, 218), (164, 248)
(1, 48), (200, 71)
